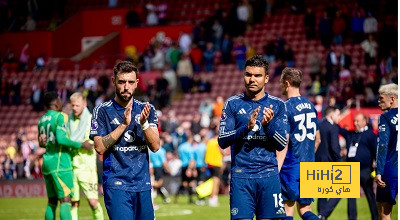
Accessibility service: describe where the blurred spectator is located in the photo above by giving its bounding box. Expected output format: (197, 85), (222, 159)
(2, 50), (18, 72)
(325, 47), (338, 82)
(161, 110), (179, 134)
(163, 64), (177, 96)
(15, 154), (25, 179)
(166, 152), (182, 194)
(221, 34), (233, 64)
(363, 12), (378, 35)
(307, 48), (323, 80)
(245, 40), (256, 60)
(191, 114), (202, 135)
(162, 133), (175, 153)
(281, 43), (295, 67)
(155, 70), (170, 109)
(199, 99), (213, 118)
(265, 0), (274, 17)
(108, 0), (118, 8)
(47, 73), (57, 92)
(151, 46), (165, 70)
(126, 8), (141, 27)
(125, 46), (139, 65)
(385, 49), (397, 75)
(350, 11), (365, 43)
(361, 34), (378, 65)
(338, 66), (351, 83)
(20, 15), (36, 31)
(83, 75), (98, 91)
(212, 20), (223, 50)
(146, 3), (158, 26)
(332, 10), (346, 45)
(189, 44), (203, 73)
(212, 96), (224, 117)
(19, 43), (30, 71)
(315, 95), (324, 119)
(318, 11), (333, 48)
(304, 8), (316, 39)
(233, 37), (246, 70)
(338, 47), (352, 69)
(166, 41), (181, 71)
(179, 32), (192, 53)
(0, 75), (10, 105)
(31, 157), (42, 179)
(10, 78), (21, 105)
(364, 87), (377, 106)
(203, 42), (215, 72)
(33, 54), (46, 71)
(310, 75), (321, 95)
(198, 75), (212, 93)
(263, 35), (276, 62)
(237, 0), (250, 35)
(191, 75), (202, 93)
(156, 2), (168, 25)
(3, 154), (15, 180)
(31, 83), (44, 111)
(177, 53), (193, 93)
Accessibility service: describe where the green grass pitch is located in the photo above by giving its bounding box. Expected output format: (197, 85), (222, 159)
(0, 195), (397, 219)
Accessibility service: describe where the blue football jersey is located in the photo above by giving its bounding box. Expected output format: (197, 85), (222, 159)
(218, 93), (289, 178)
(90, 99), (158, 192)
(376, 108), (398, 178)
(284, 96), (319, 165)
(150, 147), (166, 168)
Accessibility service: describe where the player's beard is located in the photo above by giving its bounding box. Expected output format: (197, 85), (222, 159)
(116, 89), (133, 102)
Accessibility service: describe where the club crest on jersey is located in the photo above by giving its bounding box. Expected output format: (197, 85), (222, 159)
(91, 119), (98, 130)
(231, 208), (238, 215)
(221, 112), (227, 121)
(135, 114), (141, 124)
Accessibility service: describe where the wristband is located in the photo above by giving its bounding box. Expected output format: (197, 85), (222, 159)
(141, 121), (149, 130)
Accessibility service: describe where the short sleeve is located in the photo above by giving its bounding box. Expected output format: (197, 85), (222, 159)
(148, 104), (159, 126)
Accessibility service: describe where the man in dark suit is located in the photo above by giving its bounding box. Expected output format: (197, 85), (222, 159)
(339, 113), (378, 220)
(315, 106), (341, 219)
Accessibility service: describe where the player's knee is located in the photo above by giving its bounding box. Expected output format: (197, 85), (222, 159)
(71, 201), (79, 208)
(48, 197), (58, 205)
(88, 199), (98, 209)
(60, 196), (71, 203)
(298, 204), (313, 215)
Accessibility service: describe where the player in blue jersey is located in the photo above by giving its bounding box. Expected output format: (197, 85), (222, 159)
(90, 61), (161, 220)
(279, 67), (321, 220)
(375, 83), (398, 220)
(218, 55), (289, 219)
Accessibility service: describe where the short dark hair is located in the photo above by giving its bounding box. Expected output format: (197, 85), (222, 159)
(44, 92), (59, 108)
(281, 67), (302, 88)
(113, 61), (139, 78)
(324, 106), (339, 117)
(245, 55), (269, 75)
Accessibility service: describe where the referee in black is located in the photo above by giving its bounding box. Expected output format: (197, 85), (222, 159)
(339, 113), (378, 220)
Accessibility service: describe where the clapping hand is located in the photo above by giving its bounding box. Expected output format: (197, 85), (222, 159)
(261, 105), (274, 126)
(122, 98), (133, 126)
(248, 106), (260, 130)
(140, 102), (151, 125)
